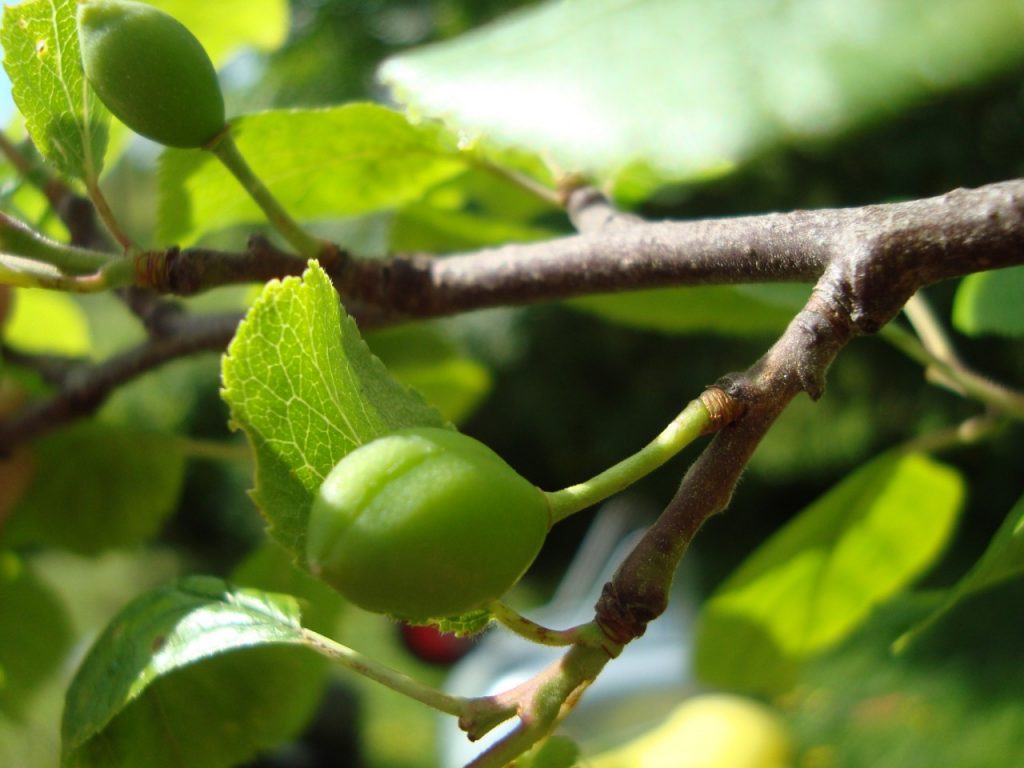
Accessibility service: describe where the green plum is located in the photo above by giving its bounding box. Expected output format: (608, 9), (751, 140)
(307, 427), (550, 621)
(77, 0), (226, 148)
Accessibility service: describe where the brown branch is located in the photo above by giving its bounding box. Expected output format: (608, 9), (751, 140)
(0, 131), (187, 334)
(589, 182), (1024, 643)
(0, 313), (240, 453)
(4, 180), (1024, 461)
(596, 280), (857, 641)
(334, 180), (1024, 325)
(131, 180), (1024, 331)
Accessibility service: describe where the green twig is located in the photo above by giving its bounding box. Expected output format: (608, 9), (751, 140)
(468, 156), (562, 208)
(0, 211), (111, 274)
(85, 178), (134, 251)
(879, 323), (1024, 420)
(488, 601), (587, 647)
(301, 628), (468, 717)
(208, 130), (325, 260)
(544, 398), (711, 523)
(465, 640), (616, 767)
(171, 436), (252, 464)
(0, 212), (134, 291)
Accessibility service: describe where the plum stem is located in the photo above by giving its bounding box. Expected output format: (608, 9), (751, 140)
(544, 397), (712, 523)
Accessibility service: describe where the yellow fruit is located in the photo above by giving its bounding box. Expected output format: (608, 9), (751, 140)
(589, 694), (793, 768)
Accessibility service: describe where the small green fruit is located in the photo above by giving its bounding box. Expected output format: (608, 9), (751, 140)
(77, 0), (226, 148)
(306, 427), (550, 621)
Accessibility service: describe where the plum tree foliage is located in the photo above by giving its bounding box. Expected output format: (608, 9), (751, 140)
(0, 1), (1023, 767)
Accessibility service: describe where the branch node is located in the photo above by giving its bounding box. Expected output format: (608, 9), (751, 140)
(699, 387), (746, 433)
(593, 578), (662, 646)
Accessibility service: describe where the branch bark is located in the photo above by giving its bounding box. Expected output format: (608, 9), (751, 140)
(3, 179), (1023, 461)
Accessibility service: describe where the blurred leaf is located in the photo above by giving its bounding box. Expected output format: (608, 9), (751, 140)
(336, 607), (447, 768)
(159, 104), (467, 245)
(221, 262), (445, 558)
(571, 284), (810, 337)
(2, 423), (186, 555)
(99, 355), (215, 432)
(382, 0), (1024, 198)
(4, 288), (92, 356)
(0, 0), (108, 181)
(952, 266), (1024, 337)
(62, 576), (327, 768)
(367, 323), (492, 424)
(0, 551), (71, 717)
(391, 203), (554, 252)
(0, 549), (179, 768)
(232, 540), (347, 636)
(789, 587), (1024, 768)
(147, 0), (289, 64)
(520, 735), (581, 768)
(0, 444), (33, 524)
(695, 451), (964, 694)
(896, 491), (1024, 651)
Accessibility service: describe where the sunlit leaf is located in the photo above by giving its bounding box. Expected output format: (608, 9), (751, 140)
(695, 451), (964, 694)
(221, 262), (445, 557)
(159, 104), (467, 245)
(895, 492), (1024, 650)
(147, 0), (289, 64)
(382, 0), (1024, 198)
(1, 0), (108, 181)
(3, 288), (91, 356)
(952, 266), (1024, 337)
(62, 577), (326, 768)
(232, 540), (346, 636)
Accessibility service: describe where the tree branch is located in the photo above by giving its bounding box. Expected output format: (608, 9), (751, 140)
(129, 180), (1024, 329)
(4, 180), (1023, 459)
(589, 181), (1024, 643)
(595, 280), (857, 641)
(0, 313), (239, 453)
(333, 180), (1024, 324)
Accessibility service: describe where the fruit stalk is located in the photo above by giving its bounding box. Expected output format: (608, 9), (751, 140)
(301, 627), (468, 716)
(208, 131), (326, 260)
(544, 397), (711, 523)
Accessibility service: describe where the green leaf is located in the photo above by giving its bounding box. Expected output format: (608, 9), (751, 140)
(1, 0), (108, 181)
(790, 590), (1024, 768)
(147, 0), (289, 65)
(695, 451), (964, 694)
(519, 735), (581, 768)
(232, 540), (346, 636)
(3, 288), (92, 356)
(952, 266), (1024, 337)
(366, 323), (492, 424)
(2, 423), (186, 555)
(570, 284), (810, 337)
(391, 202), (555, 252)
(221, 261), (445, 558)
(381, 0), (1024, 197)
(62, 576), (327, 768)
(895, 492), (1024, 651)
(0, 551), (72, 717)
(159, 104), (467, 245)
(417, 608), (492, 638)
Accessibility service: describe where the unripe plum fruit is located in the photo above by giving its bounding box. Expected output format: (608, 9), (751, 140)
(306, 427), (550, 621)
(77, 0), (226, 148)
